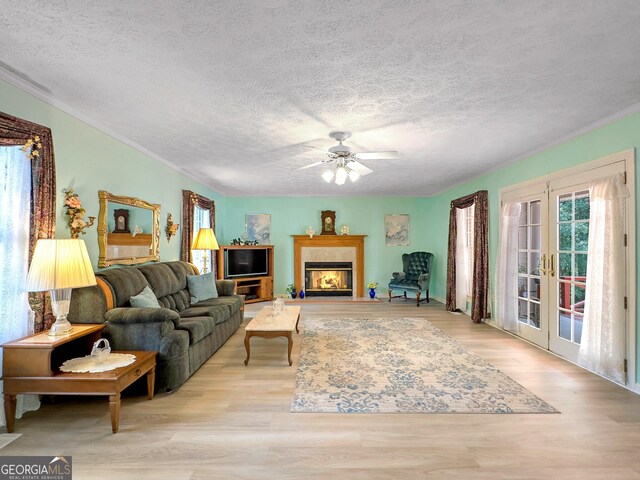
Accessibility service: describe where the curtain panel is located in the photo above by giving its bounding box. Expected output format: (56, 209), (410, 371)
(446, 190), (490, 323)
(0, 111), (56, 332)
(180, 190), (217, 274)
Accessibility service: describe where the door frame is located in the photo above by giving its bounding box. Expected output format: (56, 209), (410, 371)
(498, 149), (636, 390)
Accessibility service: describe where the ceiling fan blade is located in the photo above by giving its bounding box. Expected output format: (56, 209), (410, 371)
(298, 160), (327, 170)
(347, 160), (373, 176)
(355, 151), (399, 160)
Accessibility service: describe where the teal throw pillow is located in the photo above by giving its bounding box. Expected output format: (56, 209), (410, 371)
(188, 271), (218, 304)
(130, 285), (160, 308)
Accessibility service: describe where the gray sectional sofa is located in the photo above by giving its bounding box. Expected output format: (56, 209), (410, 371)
(68, 261), (243, 391)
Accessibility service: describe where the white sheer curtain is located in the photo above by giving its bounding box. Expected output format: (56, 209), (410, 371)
(578, 173), (628, 384)
(0, 146), (40, 425)
(455, 206), (474, 312)
(496, 200), (520, 332)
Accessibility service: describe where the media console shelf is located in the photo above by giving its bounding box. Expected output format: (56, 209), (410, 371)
(217, 245), (274, 304)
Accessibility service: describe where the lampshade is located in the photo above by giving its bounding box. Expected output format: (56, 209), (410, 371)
(322, 170), (334, 183)
(26, 239), (96, 292)
(191, 228), (220, 251)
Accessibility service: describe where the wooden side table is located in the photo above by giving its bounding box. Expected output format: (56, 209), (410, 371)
(1, 324), (156, 433)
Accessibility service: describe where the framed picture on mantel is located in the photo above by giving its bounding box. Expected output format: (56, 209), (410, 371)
(385, 214), (410, 246)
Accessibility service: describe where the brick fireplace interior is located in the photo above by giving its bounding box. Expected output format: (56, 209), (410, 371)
(304, 261), (353, 297)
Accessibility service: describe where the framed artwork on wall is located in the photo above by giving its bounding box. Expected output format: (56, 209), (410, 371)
(385, 214), (410, 246)
(246, 214), (271, 244)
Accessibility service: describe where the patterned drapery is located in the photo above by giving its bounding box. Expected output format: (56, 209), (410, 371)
(446, 190), (490, 323)
(0, 111), (56, 332)
(180, 190), (216, 275)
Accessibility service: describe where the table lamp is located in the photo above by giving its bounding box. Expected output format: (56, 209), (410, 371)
(25, 238), (97, 336)
(191, 228), (219, 274)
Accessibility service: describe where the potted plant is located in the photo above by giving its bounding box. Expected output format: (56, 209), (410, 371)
(367, 282), (378, 299)
(286, 284), (297, 299)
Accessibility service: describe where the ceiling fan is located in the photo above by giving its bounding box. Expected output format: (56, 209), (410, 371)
(298, 131), (398, 185)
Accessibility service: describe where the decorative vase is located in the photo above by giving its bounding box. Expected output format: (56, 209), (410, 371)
(369, 288), (376, 299)
(299, 289), (305, 299)
(290, 292), (297, 299)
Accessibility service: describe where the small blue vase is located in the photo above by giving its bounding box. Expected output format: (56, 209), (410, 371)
(369, 288), (376, 299)
(299, 289), (305, 299)
(291, 291), (297, 299)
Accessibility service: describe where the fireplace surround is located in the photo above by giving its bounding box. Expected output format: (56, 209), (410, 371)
(292, 235), (366, 297)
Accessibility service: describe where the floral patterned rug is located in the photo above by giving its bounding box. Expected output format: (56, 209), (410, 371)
(291, 317), (558, 414)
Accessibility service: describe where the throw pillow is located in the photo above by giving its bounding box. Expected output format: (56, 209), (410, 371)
(130, 285), (161, 308)
(187, 271), (218, 304)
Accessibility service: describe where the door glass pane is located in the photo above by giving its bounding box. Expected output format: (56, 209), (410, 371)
(518, 227), (528, 249)
(574, 314), (584, 344)
(529, 302), (540, 328)
(530, 225), (541, 249)
(518, 300), (528, 324)
(559, 223), (572, 250)
(529, 279), (540, 301)
(518, 252), (528, 274)
(529, 252), (541, 276)
(573, 284), (586, 313)
(530, 200), (541, 224)
(558, 282), (571, 310)
(559, 253), (571, 277)
(559, 194), (573, 221)
(575, 253), (587, 276)
(575, 222), (589, 251)
(558, 310), (571, 340)
(518, 277), (528, 298)
(519, 203), (528, 225)
(574, 191), (590, 220)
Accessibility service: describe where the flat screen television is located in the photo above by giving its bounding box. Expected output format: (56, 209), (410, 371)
(224, 248), (269, 278)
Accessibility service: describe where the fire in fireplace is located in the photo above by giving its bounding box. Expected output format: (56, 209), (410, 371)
(304, 262), (353, 297)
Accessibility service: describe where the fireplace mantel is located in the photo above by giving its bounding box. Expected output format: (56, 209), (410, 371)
(292, 235), (366, 297)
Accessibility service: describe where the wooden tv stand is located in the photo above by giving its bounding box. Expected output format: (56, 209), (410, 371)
(217, 245), (274, 304)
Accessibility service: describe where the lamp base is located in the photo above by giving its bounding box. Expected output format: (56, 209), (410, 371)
(48, 317), (73, 336)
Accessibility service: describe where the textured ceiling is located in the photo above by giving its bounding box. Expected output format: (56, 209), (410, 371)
(2, 1), (640, 196)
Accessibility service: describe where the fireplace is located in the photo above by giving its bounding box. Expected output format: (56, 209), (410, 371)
(304, 262), (353, 297)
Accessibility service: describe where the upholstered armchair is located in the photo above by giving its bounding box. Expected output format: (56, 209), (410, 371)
(388, 251), (434, 306)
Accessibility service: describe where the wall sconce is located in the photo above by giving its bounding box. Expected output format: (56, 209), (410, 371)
(165, 213), (180, 242)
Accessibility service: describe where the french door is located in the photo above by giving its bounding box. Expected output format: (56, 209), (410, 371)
(503, 160), (627, 365)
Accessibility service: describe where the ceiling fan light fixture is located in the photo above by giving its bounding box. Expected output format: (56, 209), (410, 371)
(348, 169), (360, 182)
(322, 170), (334, 183)
(335, 167), (348, 185)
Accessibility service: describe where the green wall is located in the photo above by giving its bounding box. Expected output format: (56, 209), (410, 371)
(427, 112), (640, 384)
(0, 78), (224, 269)
(221, 197), (434, 296)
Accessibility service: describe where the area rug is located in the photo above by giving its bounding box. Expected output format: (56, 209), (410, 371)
(291, 317), (558, 414)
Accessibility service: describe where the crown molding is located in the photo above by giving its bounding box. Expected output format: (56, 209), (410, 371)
(0, 66), (224, 194)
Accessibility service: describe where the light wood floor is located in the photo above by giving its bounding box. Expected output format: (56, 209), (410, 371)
(4, 301), (640, 479)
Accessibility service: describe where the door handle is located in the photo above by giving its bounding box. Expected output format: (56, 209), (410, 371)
(541, 254), (547, 276)
(549, 254), (556, 277)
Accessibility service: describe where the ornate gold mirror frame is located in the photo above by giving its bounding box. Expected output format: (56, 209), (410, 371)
(98, 190), (161, 267)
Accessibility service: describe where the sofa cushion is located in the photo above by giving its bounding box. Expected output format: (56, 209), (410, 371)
(130, 286), (161, 308)
(176, 316), (216, 345)
(187, 272), (218, 304)
(196, 296), (242, 316)
(97, 268), (150, 308)
(138, 263), (182, 299)
(180, 305), (230, 325)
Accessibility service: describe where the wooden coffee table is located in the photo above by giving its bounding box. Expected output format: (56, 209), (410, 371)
(244, 306), (301, 366)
